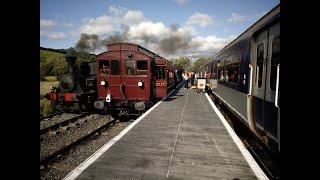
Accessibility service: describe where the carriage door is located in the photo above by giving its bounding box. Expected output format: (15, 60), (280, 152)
(265, 22), (280, 142)
(252, 29), (268, 134)
(252, 22), (280, 142)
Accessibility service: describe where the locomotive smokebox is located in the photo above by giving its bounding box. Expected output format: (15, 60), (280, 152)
(65, 51), (77, 73)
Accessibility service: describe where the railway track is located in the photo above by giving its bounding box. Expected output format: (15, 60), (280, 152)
(40, 111), (64, 121)
(208, 93), (280, 180)
(40, 115), (116, 168)
(40, 113), (88, 134)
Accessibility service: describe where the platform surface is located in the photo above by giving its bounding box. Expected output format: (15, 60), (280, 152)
(76, 87), (258, 179)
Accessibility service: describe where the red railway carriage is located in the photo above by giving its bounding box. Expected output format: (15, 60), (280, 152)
(94, 43), (181, 116)
(154, 58), (176, 98)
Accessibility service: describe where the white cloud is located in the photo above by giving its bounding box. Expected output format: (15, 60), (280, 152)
(78, 6), (147, 37)
(123, 10), (147, 25)
(227, 13), (249, 23)
(80, 15), (118, 36)
(40, 31), (66, 40)
(128, 21), (169, 41)
(40, 19), (56, 29)
(187, 12), (214, 27)
(174, 0), (188, 5)
(72, 5), (233, 58)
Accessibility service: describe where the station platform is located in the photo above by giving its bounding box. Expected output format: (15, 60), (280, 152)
(65, 87), (266, 180)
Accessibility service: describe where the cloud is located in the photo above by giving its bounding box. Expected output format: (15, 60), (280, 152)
(174, 0), (188, 5)
(40, 19), (56, 29)
(40, 31), (66, 40)
(79, 15), (118, 36)
(78, 6), (147, 37)
(227, 13), (249, 23)
(123, 10), (147, 25)
(187, 12), (214, 27)
(72, 5), (233, 58)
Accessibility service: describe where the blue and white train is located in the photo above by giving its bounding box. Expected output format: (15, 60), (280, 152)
(198, 4), (280, 152)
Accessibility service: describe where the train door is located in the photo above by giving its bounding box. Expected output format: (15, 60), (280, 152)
(123, 58), (150, 100)
(251, 22), (280, 147)
(97, 56), (121, 100)
(265, 22), (280, 146)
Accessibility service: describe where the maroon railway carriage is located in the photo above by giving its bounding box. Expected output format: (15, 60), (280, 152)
(93, 43), (181, 116)
(154, 57), (177, 98)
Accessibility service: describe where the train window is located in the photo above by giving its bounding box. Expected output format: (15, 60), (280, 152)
(226, 62), (239, 83)
(111, 60), (120, 75)
(126, 60), (135, 75)
(217, 62), (225, 81)
(99, 60), (110, 76)
(136, 61), (148, 75)
(257, 43), (264, 88)
(156, 66), (166, 79)
(270, 36), (280, 91)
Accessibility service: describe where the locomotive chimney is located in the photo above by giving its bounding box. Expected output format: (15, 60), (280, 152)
(65, 49), (77, 73)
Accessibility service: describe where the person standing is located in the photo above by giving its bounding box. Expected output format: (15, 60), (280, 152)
(183, 72), (189, 89)
(194, 73), (198, 86)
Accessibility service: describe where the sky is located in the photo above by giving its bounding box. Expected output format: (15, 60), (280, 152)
(40, 0), (279, 59)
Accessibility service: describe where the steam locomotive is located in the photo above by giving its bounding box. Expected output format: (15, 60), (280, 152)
(93, 43), (183, 116)
(46, 50), (97, 112)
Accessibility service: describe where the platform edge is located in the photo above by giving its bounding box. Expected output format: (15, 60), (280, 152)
(205, 93), (268, 180)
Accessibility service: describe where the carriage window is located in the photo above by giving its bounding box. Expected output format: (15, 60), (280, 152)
(270, 36), (280, 91)
(111, 60), (120, 75)
(156, 66), (166, 79)
(136, 61), (148, 75)
(217, 62), (224, 81)
(126, 60), (135, 75)
(226, 62), (240, 83)
(257, 43), (264, 88)
(99, 60), (110, 76)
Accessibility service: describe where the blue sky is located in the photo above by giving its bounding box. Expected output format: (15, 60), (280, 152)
(40, 0), (279, 58)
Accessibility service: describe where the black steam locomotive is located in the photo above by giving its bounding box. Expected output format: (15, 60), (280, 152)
(45, 50), (97, 112)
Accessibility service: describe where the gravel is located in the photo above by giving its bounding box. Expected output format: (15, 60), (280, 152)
(40, 114), (107, 161)
(40, 118), (132, 180)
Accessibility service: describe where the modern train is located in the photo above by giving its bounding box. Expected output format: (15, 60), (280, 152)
(198, 4), (280, 152)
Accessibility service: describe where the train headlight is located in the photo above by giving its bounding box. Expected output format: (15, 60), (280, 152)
(100, 80), (106, 86)
(138, 81), (143, 87)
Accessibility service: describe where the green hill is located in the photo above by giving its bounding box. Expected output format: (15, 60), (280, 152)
(40, 47), (96, 81)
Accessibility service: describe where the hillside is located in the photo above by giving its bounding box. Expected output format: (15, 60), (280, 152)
(40, 47), (96, 81)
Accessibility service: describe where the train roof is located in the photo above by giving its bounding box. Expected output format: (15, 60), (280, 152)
(198, 3), (280, 70)
(105, 42), (166, 60)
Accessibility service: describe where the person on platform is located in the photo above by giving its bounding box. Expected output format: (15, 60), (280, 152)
(183, 73), (189, 89)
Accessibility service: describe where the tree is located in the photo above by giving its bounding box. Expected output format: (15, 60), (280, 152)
(174, 57), (191, 70)
(192, 57), (211, 72)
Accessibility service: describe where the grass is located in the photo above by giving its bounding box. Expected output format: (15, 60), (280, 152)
(40, 79), (59, 95)
(40, 99), (54, 117)
(44, 76), (57, 82)
(40, 76), (59, 117)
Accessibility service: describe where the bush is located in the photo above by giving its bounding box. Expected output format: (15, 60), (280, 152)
(40, 99), (54, 117)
